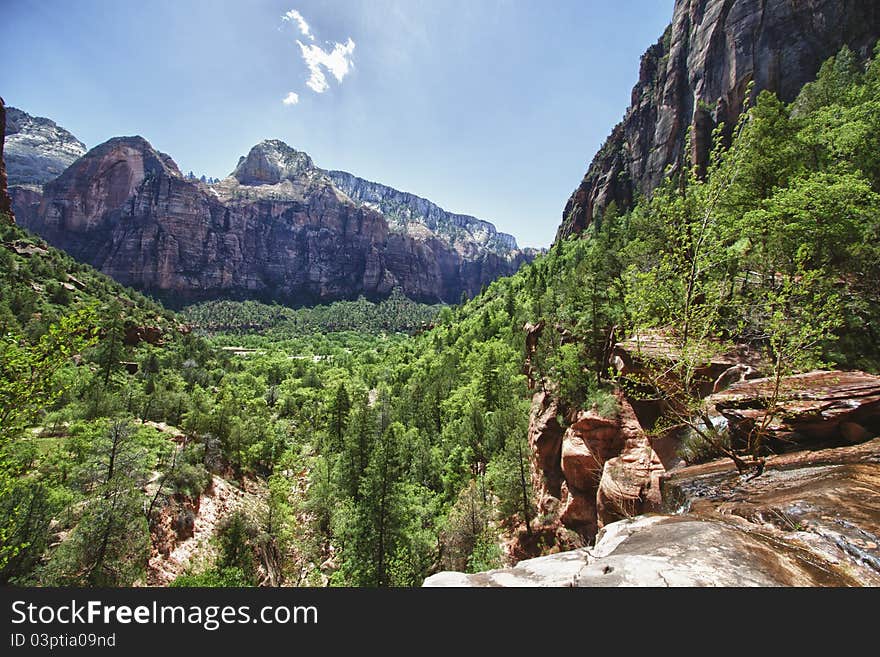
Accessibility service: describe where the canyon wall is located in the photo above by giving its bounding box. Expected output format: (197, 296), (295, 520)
(559, 0), (880, 239)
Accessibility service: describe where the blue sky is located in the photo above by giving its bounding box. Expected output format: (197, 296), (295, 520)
(1, 1), (673, 248)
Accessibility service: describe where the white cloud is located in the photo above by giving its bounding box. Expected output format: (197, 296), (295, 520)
(282, 9), (314, 41)
(297, 37), (356, 93)
(280, 10), (355, 96)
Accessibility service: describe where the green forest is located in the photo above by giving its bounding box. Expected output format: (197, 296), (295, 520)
(1, 46), (879, 587)
(179, 289), (442, 337)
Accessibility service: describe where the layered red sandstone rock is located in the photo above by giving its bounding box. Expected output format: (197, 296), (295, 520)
(18, 137), (530, 306)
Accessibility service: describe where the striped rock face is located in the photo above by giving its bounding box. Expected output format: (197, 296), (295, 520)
(559, 0), (880, 241)
(16, 136), (534, 306)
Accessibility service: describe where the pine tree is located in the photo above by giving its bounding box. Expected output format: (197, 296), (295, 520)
(328, 381), (351, 452)
(346, 422), (405, 586)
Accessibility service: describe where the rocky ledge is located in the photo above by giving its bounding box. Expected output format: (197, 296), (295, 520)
(713, 370), (880, 450)
(426, 436), (880, 587)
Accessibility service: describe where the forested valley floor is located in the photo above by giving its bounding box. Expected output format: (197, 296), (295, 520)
(2, 46), (880, 587)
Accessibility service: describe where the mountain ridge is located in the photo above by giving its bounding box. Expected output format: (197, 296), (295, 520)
(5, 111), (535, 305)
(327, 169), (525, 257)
(15, 135), (533, 306)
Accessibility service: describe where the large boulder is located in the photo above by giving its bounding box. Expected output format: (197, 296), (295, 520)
(558, 408), (622, 536)
(124, 324), (165, 346)
(560, 415), (611, 492)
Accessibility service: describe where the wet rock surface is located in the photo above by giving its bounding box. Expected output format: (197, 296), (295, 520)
(429, 432), (880, 585)
(574, 515), (864, 587)
(424, 511), (872, 587)
(664, 438), (880, 583)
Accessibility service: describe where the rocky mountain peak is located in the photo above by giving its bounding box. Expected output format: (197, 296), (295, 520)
(49, 135), (181, 193)
(31, 135), (185, 237)
(232, 139), (317, 186)
(4, 106), (87, 186)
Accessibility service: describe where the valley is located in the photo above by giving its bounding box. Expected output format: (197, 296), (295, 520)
(2, 0), (880, 588)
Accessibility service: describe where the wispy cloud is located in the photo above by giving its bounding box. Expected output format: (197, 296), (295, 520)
(282, 9), (314, 41)
(281, 8), (355, 97)
(297, 38), (356, 93)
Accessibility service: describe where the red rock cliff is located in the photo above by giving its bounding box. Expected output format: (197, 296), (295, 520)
(0, 97), (14, 222)
(22, 137), (530, 306)
(558, 0), (880, 239)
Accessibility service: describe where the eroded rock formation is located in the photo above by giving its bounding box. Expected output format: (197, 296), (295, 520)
(711, 369), (880, 451)
(529, 391), (666, 542)
(594, 399), (665, 531)
(18, 137), (533, 305)
(559, 0), (880, 239)
(527, 391), (564, 507)
(523, 319), (880, 550)
(426, 436), (880, 587)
